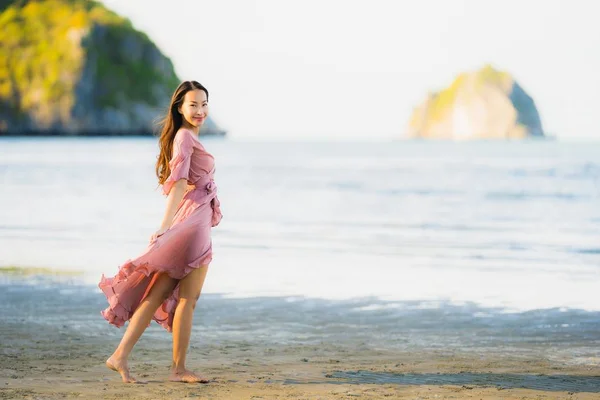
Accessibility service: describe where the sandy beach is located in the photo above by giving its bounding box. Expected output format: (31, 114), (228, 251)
(1, 329), (599, 399)
(1, 275), (599, 400)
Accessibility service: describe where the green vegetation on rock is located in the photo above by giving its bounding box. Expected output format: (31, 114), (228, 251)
(475, 63), (511, 89)
(427, 72), (467, 122)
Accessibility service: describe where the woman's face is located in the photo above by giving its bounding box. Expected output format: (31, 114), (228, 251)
(179, 89), (208, 130)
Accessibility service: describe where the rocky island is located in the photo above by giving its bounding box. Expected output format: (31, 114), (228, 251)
(0, 0), (225, 136)
(406, 65), (544, 140)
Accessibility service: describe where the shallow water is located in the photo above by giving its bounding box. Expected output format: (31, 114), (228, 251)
(1, 275), (599, 369)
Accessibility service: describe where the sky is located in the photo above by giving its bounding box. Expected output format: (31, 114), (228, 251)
(101, 0), (600, 140)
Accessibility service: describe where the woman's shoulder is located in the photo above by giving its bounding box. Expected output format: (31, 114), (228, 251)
(175, 128), (195, 139)
(175, 128), (200, 146)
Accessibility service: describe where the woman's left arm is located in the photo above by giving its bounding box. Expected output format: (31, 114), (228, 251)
(150, 178), (188, 241)
(159, 178), (188, 229)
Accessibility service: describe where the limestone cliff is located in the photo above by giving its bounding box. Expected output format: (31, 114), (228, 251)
(406, 65), (543, 140)
(0, 0), (225, 136)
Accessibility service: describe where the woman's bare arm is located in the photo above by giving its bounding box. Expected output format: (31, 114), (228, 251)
(159, 179), (188, 230)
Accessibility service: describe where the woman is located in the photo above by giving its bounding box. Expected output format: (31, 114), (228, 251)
(98, 81), (222, 384)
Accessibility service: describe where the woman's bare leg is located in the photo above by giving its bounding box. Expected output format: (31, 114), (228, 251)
(106, 272), (177, 383)
(169, 265), (210, 383)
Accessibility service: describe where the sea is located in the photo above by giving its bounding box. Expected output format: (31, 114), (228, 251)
(1, 137), (599, 360)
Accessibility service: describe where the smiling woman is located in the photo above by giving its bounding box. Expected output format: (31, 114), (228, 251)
(181, 92), (209, 127)
(98, 80), (223, 384)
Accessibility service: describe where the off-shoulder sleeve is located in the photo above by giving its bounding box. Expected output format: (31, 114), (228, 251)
(162, 130), (195, 195)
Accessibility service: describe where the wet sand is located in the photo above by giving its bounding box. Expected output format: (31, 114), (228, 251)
(2, 322), (599, 400)
(1, 274), (599, 399)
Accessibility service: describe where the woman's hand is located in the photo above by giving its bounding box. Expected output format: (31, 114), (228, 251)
(150, 226), (169, 242)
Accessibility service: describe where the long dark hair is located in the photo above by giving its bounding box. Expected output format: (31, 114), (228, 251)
(155, 81), (209, 185)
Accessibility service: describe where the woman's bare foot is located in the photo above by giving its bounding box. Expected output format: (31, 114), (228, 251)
(106, 356), (138, 383)
(169, 368), (209, 383)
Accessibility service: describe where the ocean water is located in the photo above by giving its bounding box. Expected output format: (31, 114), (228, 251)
(1, 137), (600, 355)
(0, 137), (599, 311)
(0, 138), (600, 360)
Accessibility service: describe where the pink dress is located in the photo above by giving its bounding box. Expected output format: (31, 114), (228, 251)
(98, 128), (223, 332)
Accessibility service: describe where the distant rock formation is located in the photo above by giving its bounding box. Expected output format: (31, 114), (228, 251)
(0, 0), (225, 136)
(406, 65), (543, 140)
